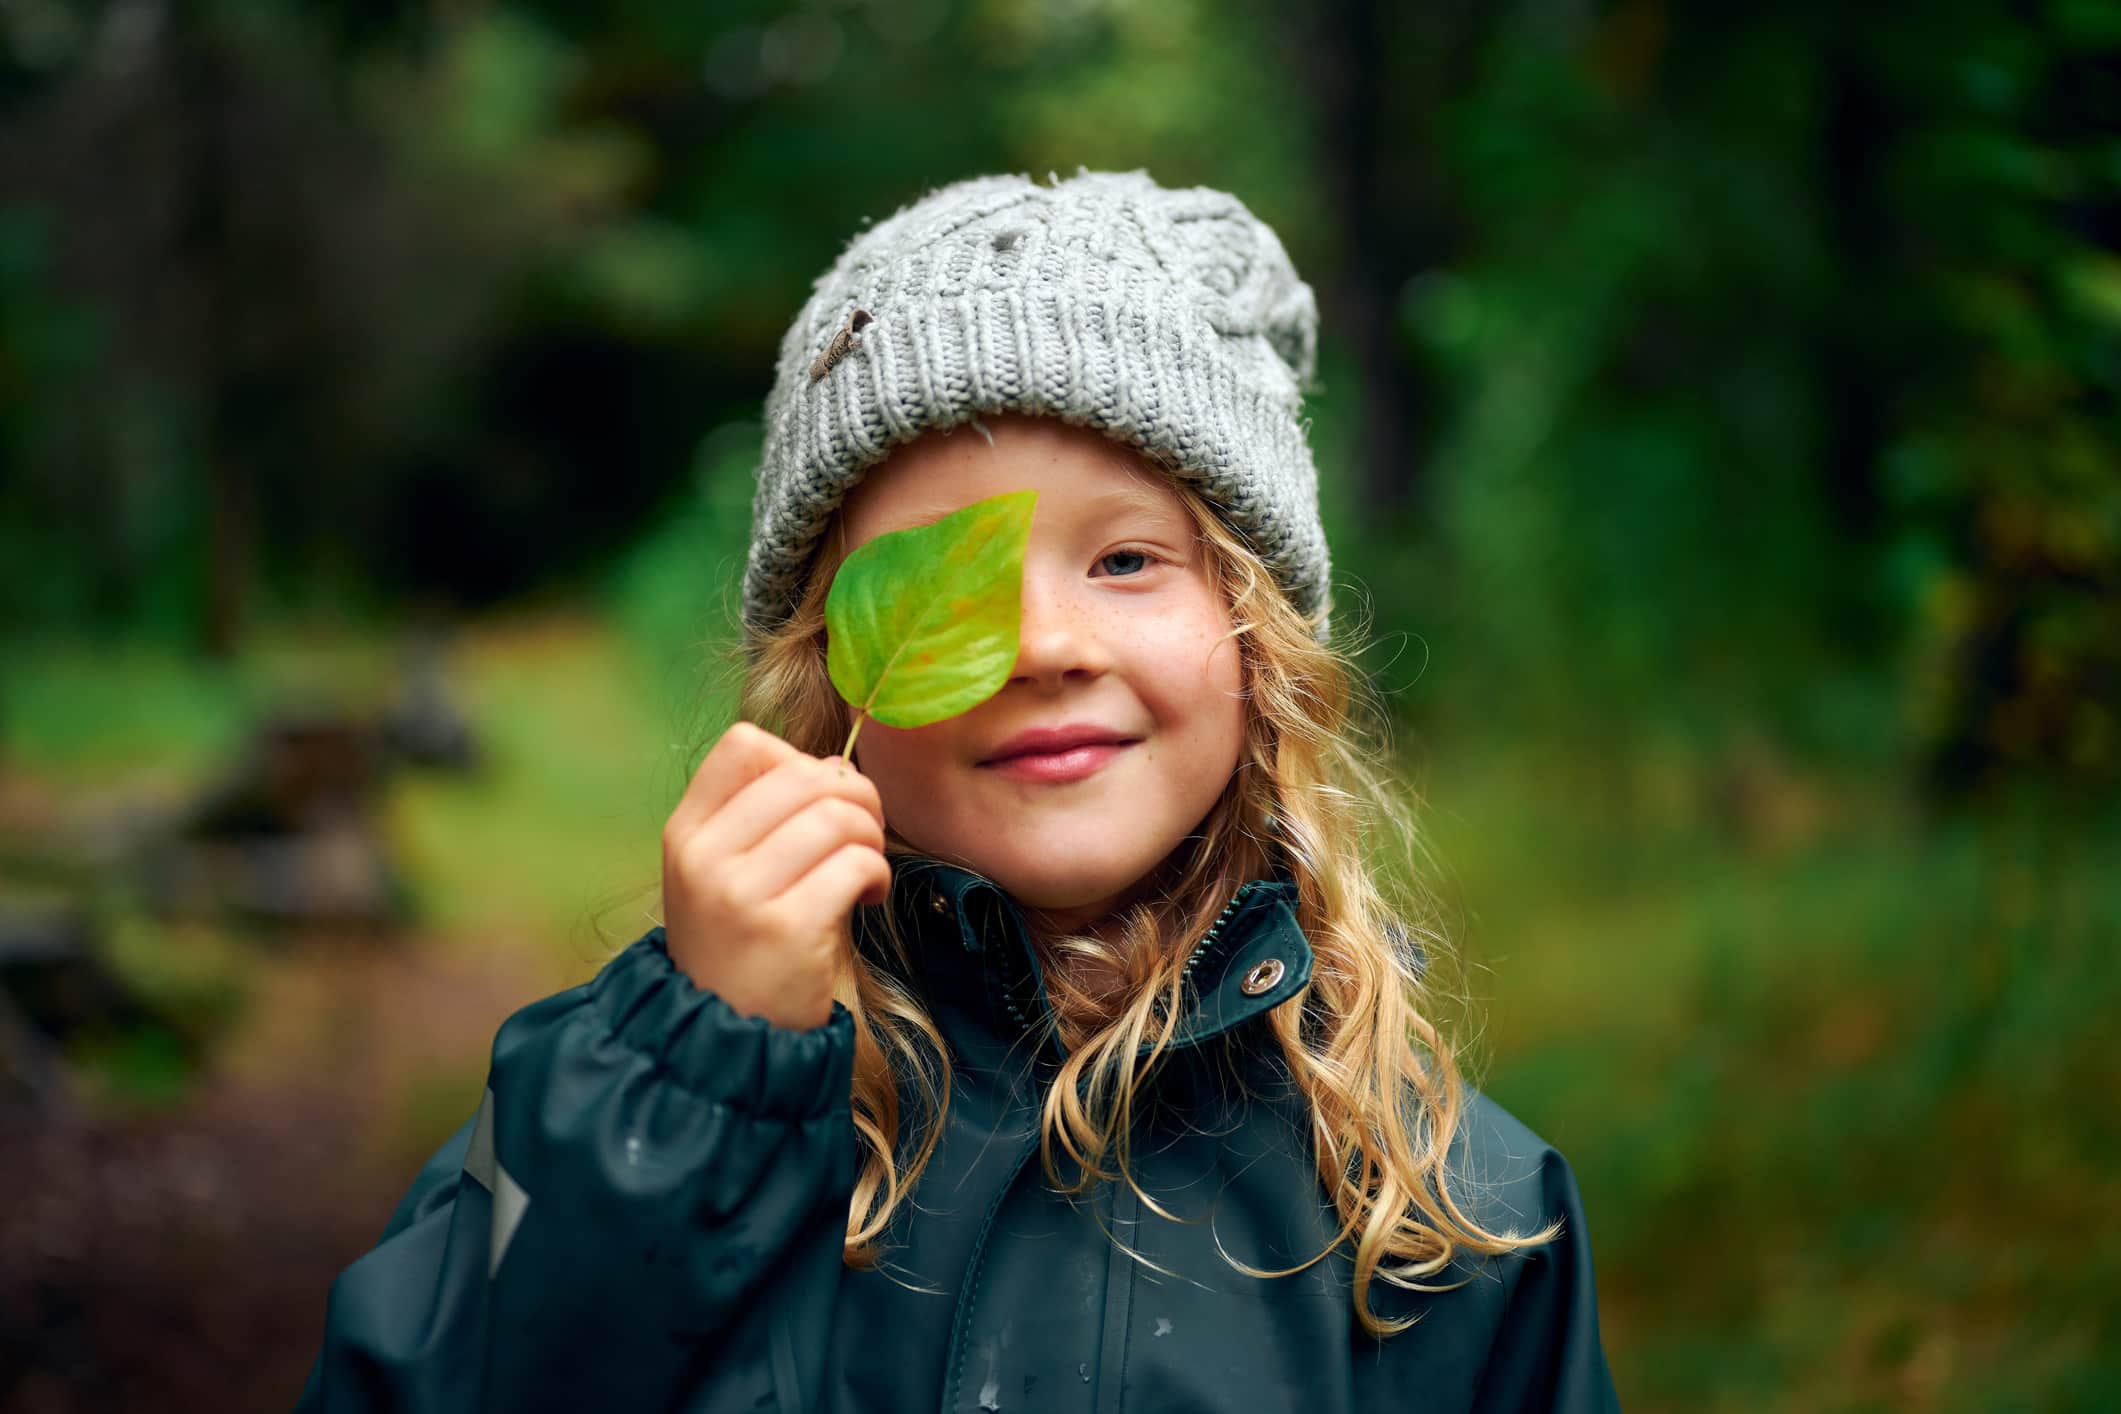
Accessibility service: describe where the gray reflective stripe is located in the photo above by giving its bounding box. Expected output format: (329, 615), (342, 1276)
(463, 1088), (497, 1188)
(462, 1086), (532, 1278)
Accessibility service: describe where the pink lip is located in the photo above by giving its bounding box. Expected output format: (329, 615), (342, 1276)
(981, 721), (1139, 764)
(979, 741), (1135, 783)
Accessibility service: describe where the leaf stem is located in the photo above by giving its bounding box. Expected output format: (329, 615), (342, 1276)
(842, 713), (865, 762)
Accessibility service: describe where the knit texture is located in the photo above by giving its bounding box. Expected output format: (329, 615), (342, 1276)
(742, 168), (1333, 646)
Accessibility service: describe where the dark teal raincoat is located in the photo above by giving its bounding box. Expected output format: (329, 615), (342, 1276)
(297, 857), (1622, 1412)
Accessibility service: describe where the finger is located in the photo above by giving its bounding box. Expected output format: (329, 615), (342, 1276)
(665, 721), (801, 845)
(690, 753), (884, 862)
(728, 794), (886, 904)
(770, 842), (895, 943)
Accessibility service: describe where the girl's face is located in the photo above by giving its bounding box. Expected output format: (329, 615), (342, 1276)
(836, 413), (1247, 934)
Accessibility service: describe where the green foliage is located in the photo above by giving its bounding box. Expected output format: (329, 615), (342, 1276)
(383, 618), (665, 942)
(98, 911), (252, 1046)
(603, 418), (761, 725)
(824, 489), (1035, 752)
(69, 1022), (195, 1113)
(1879, 9), (2121, 803)
(1432, 741), (2121, 1413)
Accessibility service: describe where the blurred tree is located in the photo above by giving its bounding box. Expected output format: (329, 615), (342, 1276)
(1883, 1), (2121, 806)
(0, 1), (515, 648)
(1294, 0), (1493, 517)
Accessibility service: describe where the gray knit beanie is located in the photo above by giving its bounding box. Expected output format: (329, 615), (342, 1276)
(742, 167), (1332, 647)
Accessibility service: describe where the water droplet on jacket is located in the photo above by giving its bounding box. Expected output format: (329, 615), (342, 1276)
(1154, 1316), (1172, 1337)
(1077, 1362), (1090, 1384)
(977, 1339), (1001, 1410)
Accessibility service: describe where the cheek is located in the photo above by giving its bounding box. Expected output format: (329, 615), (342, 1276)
(1183, 604), (1245, 702)
(1207, 627), (1245, 699)
(854, 720), (954, 800)
(1210, 644), (1248, 753)
(1144, 611), (1245, 734)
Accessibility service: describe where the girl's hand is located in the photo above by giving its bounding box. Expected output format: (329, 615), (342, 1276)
(660, 720), (891, 1030)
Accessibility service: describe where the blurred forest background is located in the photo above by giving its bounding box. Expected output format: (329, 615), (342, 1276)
(2, 0), (2117, 1410)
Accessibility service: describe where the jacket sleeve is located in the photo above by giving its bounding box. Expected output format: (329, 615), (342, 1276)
(295, 926), (860, 1413)
(1468, 1144), (1623, 1413)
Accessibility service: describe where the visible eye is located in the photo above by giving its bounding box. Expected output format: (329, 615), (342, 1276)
(1093, 548), (1158, 578)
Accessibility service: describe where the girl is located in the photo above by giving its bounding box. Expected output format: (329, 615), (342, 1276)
(298, 169), (1620, 1412)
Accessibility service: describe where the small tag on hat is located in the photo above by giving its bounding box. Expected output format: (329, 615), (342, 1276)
(809, 308), (874, 382)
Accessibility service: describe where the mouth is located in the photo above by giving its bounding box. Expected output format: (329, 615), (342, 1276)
(978, 739), (1141, 783)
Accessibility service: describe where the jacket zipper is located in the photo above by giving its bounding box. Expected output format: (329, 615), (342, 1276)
(941, 1119), (1045, 1414)
(938, 876), (1291, 1413)
(1176, 879), (1265, 990)
(1159, 879), (1283, 1058)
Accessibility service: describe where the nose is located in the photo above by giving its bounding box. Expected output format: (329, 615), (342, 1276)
(1008, 562), (1110, 690)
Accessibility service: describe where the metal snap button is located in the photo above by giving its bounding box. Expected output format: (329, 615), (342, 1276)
(930, 890), (950, 914)
(1239, 957), (1285, 996)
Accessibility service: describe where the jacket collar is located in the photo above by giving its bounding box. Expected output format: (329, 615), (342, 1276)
(853, 855), (1313, 1060)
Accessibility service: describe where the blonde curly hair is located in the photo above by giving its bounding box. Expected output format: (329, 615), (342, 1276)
(686, 425), (1559, 1336)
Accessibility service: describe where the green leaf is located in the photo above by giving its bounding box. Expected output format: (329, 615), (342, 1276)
(824, 489), (1037, 752)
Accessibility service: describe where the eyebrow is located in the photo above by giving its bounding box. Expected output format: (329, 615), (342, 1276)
(1081, 482), (1185, 525)
(876, 482), (1183, 537)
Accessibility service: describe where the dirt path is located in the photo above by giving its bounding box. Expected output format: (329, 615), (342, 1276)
(1, 929), (578, 1414)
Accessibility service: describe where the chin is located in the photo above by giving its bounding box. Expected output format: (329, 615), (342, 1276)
(978, 850), (1161, 912)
